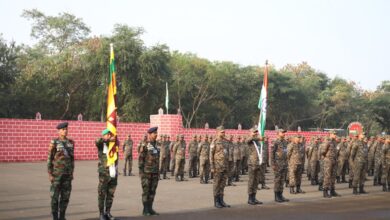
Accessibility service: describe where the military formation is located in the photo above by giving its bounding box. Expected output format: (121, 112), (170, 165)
(47, 122), (390, 219)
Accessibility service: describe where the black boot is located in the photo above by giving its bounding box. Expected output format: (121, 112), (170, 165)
(220, 195), (231, 208)
(248, 194), (256, 205)
(296, 185), (305, 194)
(59, 211), (66, 220)
(341, 176), (347, 183)
(359, 185), (367, 194)
(280, 191), (289, 202)
(353, 187), (359, 195)
(336, 176), (340, 183)
(214, 196), (223, 208)
(383, 184), (387, 192)
(149, 201), (159, 215)
(348, 180), (353, 188)
(175, 175), (180, 182)
(52, 212), (59, 220)
(99, 212), (106, 220)
(323, 188), (331, 198)
(330, 187), (340, 197)
(274, 192), (283, 203)
(105, 210), (115, 220)
(142, 202), (151, 216)
(290, 186), (296, 194)
(252, 193), (263, 204)
(318, 183), (323, 191)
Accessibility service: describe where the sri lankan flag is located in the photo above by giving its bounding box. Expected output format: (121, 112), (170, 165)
(106, 43), (118, 167)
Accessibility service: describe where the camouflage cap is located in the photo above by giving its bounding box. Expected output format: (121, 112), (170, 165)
(216, 126), (225, 131)
(250, 127), (258, 132)
(277, 128), (287, 133)
(101, 128), (110, 135)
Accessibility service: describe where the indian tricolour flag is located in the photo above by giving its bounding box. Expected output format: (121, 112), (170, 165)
(256, 61), (269, 164)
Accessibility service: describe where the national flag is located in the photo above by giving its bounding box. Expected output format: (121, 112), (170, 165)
(106, 43), (118, 168)
(165, 82), (169, 114)
(256, 60), (269, 165)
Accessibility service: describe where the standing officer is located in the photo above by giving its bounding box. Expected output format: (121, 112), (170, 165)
(137, 134), (147, 154)
(374, 136), (385, 186)
(271, 129), (289, 203)
(287, 135), (305, 194)
(166, 135), (172, 172)
(246, 127), (264, 205)
(233, 136), (242, 182)
(227, 135), (236, 186)
(210, 126), (231, 208)
(350, 131), (368, 195)
(198, 134), (211, 183)
(170, 135), (179, 177)
(336, 137), (348, 183)
(188, 135), (199, 178)
(159, 135), (170, 179)
(381, 136), (390, 191)
(321, 130), (340, 198)
(308, 137), (320, 185)
(47, 122), (74, 220)
(96, 128), (118, 220)
(367, 136), (376, 176)
(138, 127), (160, 216)
(173, 134), (186, 181)
(123, 134), (134, 176)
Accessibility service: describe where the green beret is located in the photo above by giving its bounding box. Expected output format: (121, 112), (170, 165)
(102, 128), (110, 135)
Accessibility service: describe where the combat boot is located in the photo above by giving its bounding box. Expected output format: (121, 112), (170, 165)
(220, 195), (231, 207)
(105, 210), (115, 220)
(359, 185), (367, 194)
(289, 186), (296, 194)
(149, 202), (159, 215)
(296, 184), (305, 194)
(59, 211), (66, 220)
(274, 192), (283, 203)
(323, 188), (331, 198)
(200, 178), (205, 184)
(336, 176), (340, 183)
(175, 175), (180, 182)
(99, 212), (106, 220)
(318, 183), (323, 191)
(142, 202), (152, 216)
(52, 212), (58, 220)
(279, 192), (289, 202)
(349, 180), (353, 188)
(330, 187), (340, 197)
(341, 176), (347, 183)
(214, 196), (223, 208)
(252, 193), (262, 204)
(248, 194), (256, 205)
(383, 184), (387, 192)
(353, 187), (359, 195)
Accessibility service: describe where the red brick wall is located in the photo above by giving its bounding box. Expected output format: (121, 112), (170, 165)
(0, 116), (328, 162)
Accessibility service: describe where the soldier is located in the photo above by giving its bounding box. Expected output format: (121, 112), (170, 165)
(318, 136), (325, 190)
(170, 135), (179, 177)
(347, 134), (358, 188)
(210, 126), (231, 208)
(336, 137), (348, 183)
(308, 137), (320, 185)
(298, 136), (306, 187)
(381, 136), (390, 192)
(137, 134), (147, 154)
(173, 134), (186, 181)
(321, 130), (340, 198)
(241, 137), (249, 175)
(233, 136), (242, 182)
(305, 138), (312, 181)
(246, 128), (264, 205)
(166, 135), (171, 172)
(271, 129), (289, 203)
(96, 129), (118, 220)
(374, 136), (385, 186)
(188, 135), (199, 178)
(47, 122), (74, 220)
(287, 135), (305, 194)
(198, 134), (211, 184)
(197, 135), (202, 176)
(367, 136), (376, 176)
(138, 127), (160, 216)
(350, 132), (369, 194)
(264, 136), (270, 168)
(227, 135), (236, 186)
(209, 135), (214, 180)
(122, 134), (134, 176)
(159, 135), (170, 179)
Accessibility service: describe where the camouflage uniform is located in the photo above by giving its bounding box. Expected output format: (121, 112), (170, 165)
(305, 141), (312, 180)
(233, 139), (242, 182)
(381, 139), (390, 191)
(367, 138), (376, 175)
(188, 137), (199, 178)
(308, 139), (320, 185)
(123, 138), (133, 176)
(287, 140), (304, 193)
(159, 136), (170, 179)
(246, 135), (264, 205)
(240, 139), (249, 175)
(173, 138), (186, 181)
(210, 133), (230, 208)
(350, 138), (368, 194)
(138, 139), (160, 215)
(336, 140), (348, 183)
(170, 136), (179, 176)
(271, 136), (289, 202)
(347, 138), (357, 187)
(374, 138), (384, 185)
(48, 137), (74, 219)
(321, 136), (339, 197)
(198, 136), (211, 183)
(95, 138), (118, 217)
(166, 137), (171, 172)
(227, 137), (235, 186)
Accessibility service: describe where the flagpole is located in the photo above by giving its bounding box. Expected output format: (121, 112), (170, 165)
(256, 60), (268, 165)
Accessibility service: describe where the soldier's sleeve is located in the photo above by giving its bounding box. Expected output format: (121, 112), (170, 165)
(95, 138), (103, 150)
(350, 142), (357, 161)
(69, 139), (75, 172)
(197, 143), (202, 157)
(321, 142), (329, 157)
(381, 145), (387, 164)
(138, 143), (146, 174)
(210, 141), (215, 170)
(287, 143), (292, 161)
(47, 140), (56, 175)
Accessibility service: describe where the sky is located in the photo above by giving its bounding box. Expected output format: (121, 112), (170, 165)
(0, 0), (389, 90)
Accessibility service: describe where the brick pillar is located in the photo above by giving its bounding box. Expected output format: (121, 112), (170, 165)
(150, 114), (183, 138)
